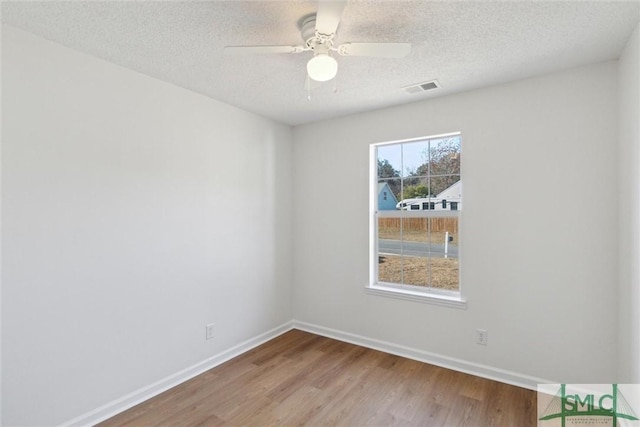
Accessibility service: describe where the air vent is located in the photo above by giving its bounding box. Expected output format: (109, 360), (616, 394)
(403, 80), (440, 94)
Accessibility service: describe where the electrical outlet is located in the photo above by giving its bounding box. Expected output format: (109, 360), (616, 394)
(477, 329), (488, 345)
(206, 323), (215, 340)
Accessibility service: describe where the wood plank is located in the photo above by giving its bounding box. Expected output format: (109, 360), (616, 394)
(98, 330), (537, 426)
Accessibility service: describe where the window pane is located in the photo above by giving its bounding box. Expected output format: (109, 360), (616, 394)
(427, 217), (459, 290)
(377, 145), (401, 180)
(378, 217), (431, 286)
(378, 254), (403, 284)
(429, 137), (461, 177)
(399, 179), (429, 200)
(429, 258), (459, 290)
(401, 218), (429, 287)
(378, 216), (402, 241)
(401, 140), (430, 198)
(400, 255), (429, 287)
(377, 217), (404, 283)
(377, 216), (459, 290)
(377, 178), (401, 210)
(401, 140), (428, 178)
(430, 175), (461, 199)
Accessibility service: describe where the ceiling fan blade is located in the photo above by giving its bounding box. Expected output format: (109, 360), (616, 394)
(224, 45), (304, 55)
(315, 0), (347, 35)
(337, 42), (411, 58)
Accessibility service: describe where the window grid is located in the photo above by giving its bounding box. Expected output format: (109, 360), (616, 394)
(372, 133), (461, 297)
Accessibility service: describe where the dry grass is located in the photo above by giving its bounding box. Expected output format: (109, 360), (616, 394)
(377, 218), (459, 290)
(378, 255), (459, 290)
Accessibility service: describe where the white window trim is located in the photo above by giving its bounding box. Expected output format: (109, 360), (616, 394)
(367, 133), (466, 309)
(365, 284), (467, 309)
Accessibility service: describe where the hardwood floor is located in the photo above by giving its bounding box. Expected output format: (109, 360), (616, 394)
(98, 330), (536, 426)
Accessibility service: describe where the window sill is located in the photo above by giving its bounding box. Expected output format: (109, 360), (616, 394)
(365, 284), (467, 309)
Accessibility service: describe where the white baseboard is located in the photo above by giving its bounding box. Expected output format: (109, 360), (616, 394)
(62, 319), (550, 426)
(61, 321), (294, 427)
(292, 320), (552, 391)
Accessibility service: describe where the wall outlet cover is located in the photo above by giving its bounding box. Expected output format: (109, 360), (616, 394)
(206, 323), (215, 340)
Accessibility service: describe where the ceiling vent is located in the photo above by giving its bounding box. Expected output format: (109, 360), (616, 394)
(403, 80), (440, 94)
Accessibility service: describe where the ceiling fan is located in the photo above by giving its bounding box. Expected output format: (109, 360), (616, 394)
(224, 0), (411, 84)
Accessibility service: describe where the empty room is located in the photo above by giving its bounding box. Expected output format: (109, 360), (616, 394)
(2, 1), (639, 426)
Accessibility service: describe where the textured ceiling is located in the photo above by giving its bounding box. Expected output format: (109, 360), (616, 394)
(2, 1), (639, 126)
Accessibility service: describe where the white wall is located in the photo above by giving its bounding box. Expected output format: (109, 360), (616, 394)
(292, 61), (620, 385)
(618, 22), (640, 383)
(2, 20), (637, 427)
(1, 26), (292, 426)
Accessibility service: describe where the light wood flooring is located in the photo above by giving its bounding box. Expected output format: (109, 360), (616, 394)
(98, 329), (536, 426)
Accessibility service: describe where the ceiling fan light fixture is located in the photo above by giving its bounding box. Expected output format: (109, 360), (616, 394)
(307, 53), (338, 82)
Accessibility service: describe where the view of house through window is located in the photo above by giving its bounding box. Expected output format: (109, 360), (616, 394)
(373, 133), (461, 294)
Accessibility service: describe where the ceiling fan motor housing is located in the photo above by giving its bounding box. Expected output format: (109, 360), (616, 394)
(301, 15), (334, 53)
(300, 16), (318, 46)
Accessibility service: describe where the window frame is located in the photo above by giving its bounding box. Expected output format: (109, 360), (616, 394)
(367, 133), (466, 309)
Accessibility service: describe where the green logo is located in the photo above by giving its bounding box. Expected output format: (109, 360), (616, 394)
(539, 384), (638, 426)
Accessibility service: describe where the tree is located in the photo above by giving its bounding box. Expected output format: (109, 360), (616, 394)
(402, 184), (430, 199)
(377, 137), (460, 201)
(427, 137), (460, 178)
(406, 138), (461, 196)
(377, 158), (401, 199)
(377, 159), (399, 179)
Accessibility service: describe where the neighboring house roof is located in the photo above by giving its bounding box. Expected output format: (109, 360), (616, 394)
(396, 180), (461, 210)
(378, 182), (397, 197)
(378, 182), (398, 210)
(436, 180), (461, 200)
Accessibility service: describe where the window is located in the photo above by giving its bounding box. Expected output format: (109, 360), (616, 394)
(369, 133), (464, 307)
